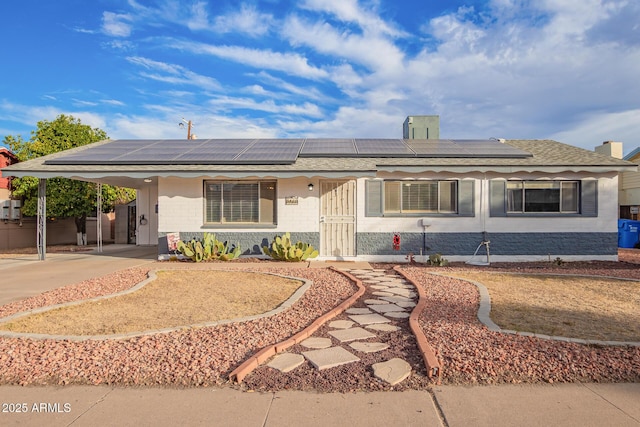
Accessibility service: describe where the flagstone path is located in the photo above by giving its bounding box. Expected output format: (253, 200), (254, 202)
(265, 269), (419, 385)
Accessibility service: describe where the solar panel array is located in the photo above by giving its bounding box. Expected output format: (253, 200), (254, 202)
(46, 138), (532, 165)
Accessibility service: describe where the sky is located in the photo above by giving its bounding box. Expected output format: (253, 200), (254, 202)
(1, 0), (639, 154)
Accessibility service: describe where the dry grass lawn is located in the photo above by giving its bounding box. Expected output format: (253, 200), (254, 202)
(447, 272), (640, 342)
(0, 271), (302, 336)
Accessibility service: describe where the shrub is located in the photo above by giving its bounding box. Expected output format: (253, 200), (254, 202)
(427, 253), (449, 267)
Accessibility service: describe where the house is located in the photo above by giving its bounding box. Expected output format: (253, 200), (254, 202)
(0, 148), (18, 201)
(2, 126), (636, 262)
(595, 140), (640, 220)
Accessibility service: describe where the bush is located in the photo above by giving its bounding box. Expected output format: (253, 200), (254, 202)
(427, 253), (449, 267)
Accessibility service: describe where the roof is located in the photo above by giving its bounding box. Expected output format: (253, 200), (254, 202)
(624, 147), (640, 162)
(2, 138), (636, 188)
(0, 148), (18, 162)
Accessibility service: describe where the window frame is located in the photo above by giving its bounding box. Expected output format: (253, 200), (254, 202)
(506, 180), (580, 214)
(383, 179), (459, 216)
(203, 180), (277, 226)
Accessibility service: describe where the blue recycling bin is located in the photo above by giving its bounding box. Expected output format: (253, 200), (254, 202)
(618, 219), (640, 248)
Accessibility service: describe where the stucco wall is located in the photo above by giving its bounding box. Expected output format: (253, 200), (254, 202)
(154, 172), (620, 260)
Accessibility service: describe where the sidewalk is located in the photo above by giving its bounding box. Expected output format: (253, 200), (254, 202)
(0, 383), (638, 426)
(0, 247), (638, 426)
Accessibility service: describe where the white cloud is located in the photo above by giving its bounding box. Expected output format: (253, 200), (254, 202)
(548, 109), (640, 155)
(126, 56), (221, 91)
(208, 96), (323, 118)
(212, 3), (274, 37)
(282, 15), (405, 74)
(101, 11), (133, 37)
(299, 0), (406, 37)
(168, 40), (329, 80)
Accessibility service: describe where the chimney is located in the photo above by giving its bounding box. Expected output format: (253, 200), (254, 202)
(595, 141), (623, 159)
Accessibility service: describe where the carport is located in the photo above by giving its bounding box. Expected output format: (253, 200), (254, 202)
(2, 146), (159, 260)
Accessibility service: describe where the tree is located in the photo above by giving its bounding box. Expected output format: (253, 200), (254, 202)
(5, 114), (135, 245)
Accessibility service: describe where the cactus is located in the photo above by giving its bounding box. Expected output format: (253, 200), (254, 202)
(262, 232), (319, 262)
(427, 253), (449, 267)
(176, 233), (241, 262)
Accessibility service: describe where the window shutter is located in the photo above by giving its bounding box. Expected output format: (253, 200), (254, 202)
(581, 179), (598, 217)
(458, 180), (475, 216)
(365, 180), (383, 217)
(490, 180), (507, 217)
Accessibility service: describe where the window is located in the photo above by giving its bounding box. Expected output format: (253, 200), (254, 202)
(507, 181), (579, 213)
(204, 181), (276, 224)
(384, 180), (457, 214)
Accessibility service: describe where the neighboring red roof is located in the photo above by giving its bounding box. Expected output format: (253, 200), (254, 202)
(0, 148), (19, 190)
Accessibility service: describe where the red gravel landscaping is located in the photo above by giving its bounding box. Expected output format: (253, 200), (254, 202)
(0, 256), (638, 390)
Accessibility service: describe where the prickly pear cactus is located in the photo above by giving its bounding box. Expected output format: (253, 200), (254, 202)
(262, 232), (319, 261)
(176, 233), (241, 262)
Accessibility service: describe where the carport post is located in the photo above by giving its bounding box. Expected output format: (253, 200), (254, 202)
(96, 183), (103, 252)
(37, 178), (46, 261)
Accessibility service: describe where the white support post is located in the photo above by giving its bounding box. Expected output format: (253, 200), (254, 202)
(37, 178), (46, 261)
(97, 183), (103, 253)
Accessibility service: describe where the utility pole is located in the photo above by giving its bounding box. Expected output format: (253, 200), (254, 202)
(179, 118), (194, 139)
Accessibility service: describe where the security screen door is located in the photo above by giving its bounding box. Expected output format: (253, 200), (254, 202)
(320, 180), (356, 257)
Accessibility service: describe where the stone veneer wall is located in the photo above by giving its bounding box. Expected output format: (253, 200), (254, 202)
(159, 231), (617, 257)
(158, 231), (320, 256)
(356, 232), (618, 256)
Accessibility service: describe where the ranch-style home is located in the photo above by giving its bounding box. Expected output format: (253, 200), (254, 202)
(2, 129), (636, 262)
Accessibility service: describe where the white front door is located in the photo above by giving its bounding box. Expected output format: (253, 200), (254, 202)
(320, 180), (356, 257)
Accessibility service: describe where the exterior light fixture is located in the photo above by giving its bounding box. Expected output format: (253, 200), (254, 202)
(308, 183), (314, 191)
(143, 178), (152, 183)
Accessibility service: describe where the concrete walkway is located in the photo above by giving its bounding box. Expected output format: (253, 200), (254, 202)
(0, 247), (638, 426)
(0, 383), (638, 426)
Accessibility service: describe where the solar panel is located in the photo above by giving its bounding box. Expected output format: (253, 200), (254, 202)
(355, 139), (415, 156)
(300, 139), (357, 156)
(175, 139), (256, 162)
(233, 139), (303, 163)
(46, 137), (532, 165)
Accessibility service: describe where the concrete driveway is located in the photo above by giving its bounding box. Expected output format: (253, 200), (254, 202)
(0, 244), (156, 305)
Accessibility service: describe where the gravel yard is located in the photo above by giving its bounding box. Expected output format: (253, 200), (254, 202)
(0, 255), (639, 390)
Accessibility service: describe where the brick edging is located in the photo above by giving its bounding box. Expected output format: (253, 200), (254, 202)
(393, 266), (443, 384)
(229, 267), (366, 383)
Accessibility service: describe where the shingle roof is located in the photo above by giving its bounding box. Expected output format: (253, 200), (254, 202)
(2, 139), (635, 181)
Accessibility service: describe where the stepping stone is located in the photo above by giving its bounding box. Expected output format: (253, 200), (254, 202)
(366, 324), (400, 332)
(372, 291), (395, 297)
(349, 313), (391, 325)
(346, 307), (372, 315)
(370, 285), (391, 290)
(328, 327), (376, 342)
(385, 312), (410, 319)
(364, 299), (388, 305)
(267, 353), (305, 373)
(386, 288), (416, 297)
(349, 270), (372, 274)
(377, 277), (403, 282)
(329, 320), (355, 329)
(349, 342), (389, 353)
(381, 295), (414, 304)
(372, 358), (412, 385)
(302, 347), (360, 370)
(395, 301), (416, 308)
(369, 303), (406, 313)
(300, 337), (332, 349)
